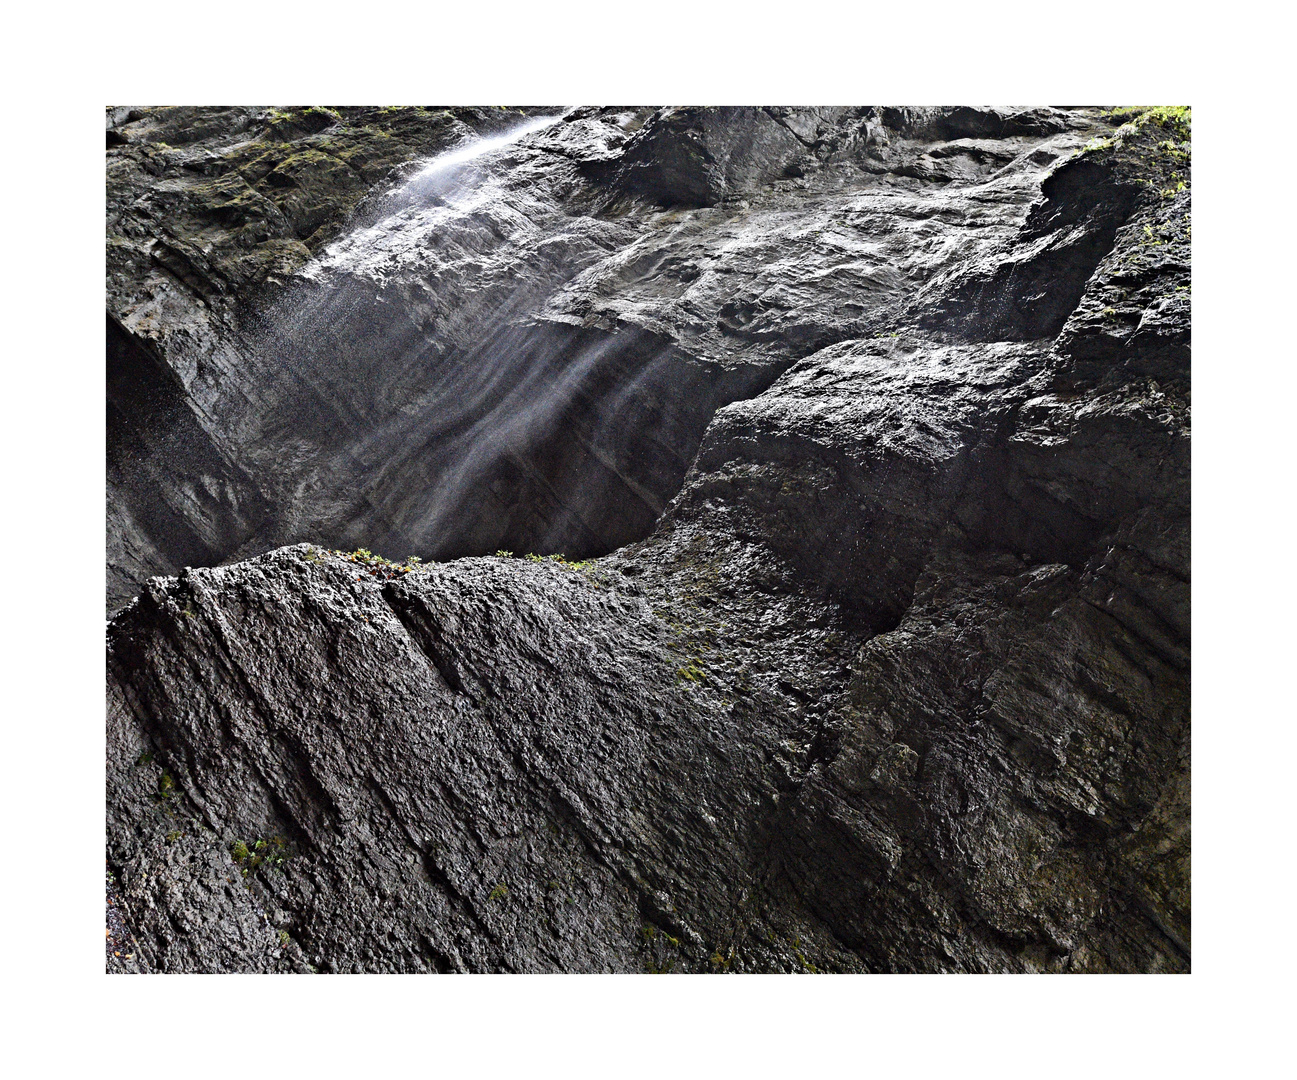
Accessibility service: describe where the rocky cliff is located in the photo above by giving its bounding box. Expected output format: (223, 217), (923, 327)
(106, 105), (1190, 973)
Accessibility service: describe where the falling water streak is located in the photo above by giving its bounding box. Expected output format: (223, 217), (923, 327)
(240, 108), (700, 561)
(404, 334), (637, 546)
(309, 113), (565, 267)
(249, 112), (569, 423)
(410, 114), (563, 182)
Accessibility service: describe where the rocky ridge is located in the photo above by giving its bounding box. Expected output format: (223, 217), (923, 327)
(106, 106), (1190, 972)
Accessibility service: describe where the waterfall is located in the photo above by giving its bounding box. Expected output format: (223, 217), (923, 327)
(235, 109), (694, 562)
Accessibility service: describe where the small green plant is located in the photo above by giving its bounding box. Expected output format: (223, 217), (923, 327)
(487, 884), (509, 902)
(165, 830), (181, 843)
(519, 550), (613, 588)
(1140, 223), (1167, 248)
(230, 836), (289, 877)
(335, 547), (426, 575)
(265, 106), (342, 133)
(789, 934), (820, 973)
(495, 550), (514, 558)
(640, 923), (683, 973)
(525, 552), (594, 570)
(278, 929), (291, 947)
(156, 773), (175, 800)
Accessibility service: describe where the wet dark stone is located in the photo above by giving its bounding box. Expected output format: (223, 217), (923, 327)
(106, 105), (1190, 973)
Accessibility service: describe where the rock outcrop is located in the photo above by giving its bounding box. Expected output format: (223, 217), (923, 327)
(106, 106), (1190, 973)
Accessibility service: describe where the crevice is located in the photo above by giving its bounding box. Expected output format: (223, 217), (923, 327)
(381, 585), (480, 701)
(363, 775), (497, 951)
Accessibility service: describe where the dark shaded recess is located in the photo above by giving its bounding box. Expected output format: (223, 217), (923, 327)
(207, 276), (796, 568)
(918, 157), (1143, 342)
(346, 320), (795, 562)
(106, 315), (270, 603)
(676, 452), (940, 635)
(613, 113), (718, 207)
(587, 106), (807, 209)
(954, 454), (1113, 565)
(880, 106), (1072, 141)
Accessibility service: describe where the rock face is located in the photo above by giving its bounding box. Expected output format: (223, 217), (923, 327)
(106, 106), (1190, 972)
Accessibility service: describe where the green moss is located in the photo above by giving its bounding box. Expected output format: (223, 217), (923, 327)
(1073, 107), (1191, 181)
(185, 173), (270, 226)
(794, 949), (820, 973)
(230, 835), (289, 877)
(789, 934), (820, 973)
(677, 658), (707, 684)
(524, 552), (594, 570)
(270, 148), (341, 173)
(264, 107), (342, 139)
(1106, 105), (1191, 140)
(1076, 135), (1114, 158)
(640, 924), (683, 973)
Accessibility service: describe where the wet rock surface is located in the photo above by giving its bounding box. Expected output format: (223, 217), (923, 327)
(106, 106), (1190, 972)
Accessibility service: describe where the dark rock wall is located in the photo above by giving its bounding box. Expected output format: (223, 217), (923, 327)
(105, 105), (1107, 613)
(107, 314), (271, 604)
(106, 106), (1189, 973)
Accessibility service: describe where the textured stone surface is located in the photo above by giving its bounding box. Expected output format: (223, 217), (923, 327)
(106, 105), (1105, 612)
(106, 106), (1190, 972)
